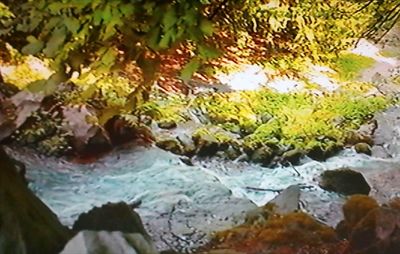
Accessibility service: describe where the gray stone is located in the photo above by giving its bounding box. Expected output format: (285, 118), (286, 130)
(245, 185), (301, 224)
(61, 231), (159, 254)
(269, 185), (301, 214)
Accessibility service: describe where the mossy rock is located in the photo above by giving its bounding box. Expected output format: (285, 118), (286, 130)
(156, 138), (184, 155)
(157, 120), (177, 129)
(193, 132), (221, 157)
(250, 146), (274, 166)
(354, 142), (372, 155)
(307, 142), (342, 161)
(319, 168), (371, 196)
(192, 126), (235, 157)
(345, 130), (374, 146)
(281, 148), (305, 165)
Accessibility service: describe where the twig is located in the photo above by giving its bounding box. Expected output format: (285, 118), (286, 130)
(245, 186), (283, 192)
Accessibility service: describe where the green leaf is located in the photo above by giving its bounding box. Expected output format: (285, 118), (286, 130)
(64, 17), (80, 34)
(21, 36), (44, 55)
(119, 4), (134, 16)
(43, 27), (66, 58)
(180, 58), (201, 81)
(158, 31), (173, 49)
(102, 4), (112, 23)
(163, 7), (177, 30)
(199, 19), (214, 36)
(198, 44), (220, 59)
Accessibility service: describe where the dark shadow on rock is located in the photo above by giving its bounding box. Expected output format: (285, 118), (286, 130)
(0, 147), (72, 254)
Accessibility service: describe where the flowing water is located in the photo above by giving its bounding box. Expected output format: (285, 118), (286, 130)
(6, 144), (400, 251)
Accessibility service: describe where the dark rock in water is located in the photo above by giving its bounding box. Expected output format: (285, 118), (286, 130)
(0, 148), (72, 254)
(61, 231), (159, 254)
(73, 202), (150, 240)
(319, 168), (371, 195)
(307, 143), (342, 161)
(158, 120), (177, 130)
(156, 138), (184, 155)
(179, 156), (194, 166)
(250, 146), (274, 166)
(281, 149), (304, 165)
(354, 142), (372, 155)
(245, 185), (301, 224)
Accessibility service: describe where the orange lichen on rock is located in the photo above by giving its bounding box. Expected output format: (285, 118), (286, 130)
(200, 212), (348, 254)
(336, 195), (379, 239)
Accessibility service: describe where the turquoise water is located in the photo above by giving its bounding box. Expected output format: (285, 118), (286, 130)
(7, 146), (397, 250)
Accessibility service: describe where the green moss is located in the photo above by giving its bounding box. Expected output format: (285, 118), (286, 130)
(333, 53), (375, 81)
(149, 87), (391, 157)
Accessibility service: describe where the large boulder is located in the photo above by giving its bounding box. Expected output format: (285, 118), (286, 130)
(73, 202), (150, 240)
(61, 231), (159, 254)
(0, 147), (72, 254)
(318, 168), (371, 195)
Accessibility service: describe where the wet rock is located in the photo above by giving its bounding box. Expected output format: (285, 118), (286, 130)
(0, 148), (72, 254)
(281, 148), (304, 165)
(250, 146), (274, 166)
(319, 168), (371, 195)
(73, 202), (150, 240)
(157, 120), (177, 130)
(61, 231), (159, 254)
(156, 138), (184, 155)
(354, 142), (372, 155)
